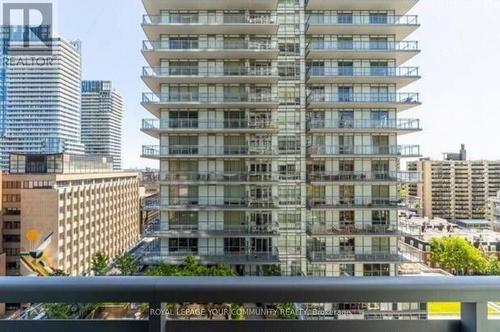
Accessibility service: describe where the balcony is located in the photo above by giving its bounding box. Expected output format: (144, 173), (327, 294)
(307, 223), (402, 236)
(307, 92), (420, 111)
(306, 41), (419, 65)
(143, 242), (280, 264)
(144, 223), (280, 238)
(141, 118), (278, 137)
(142, 93), (278, 116)
(307, 250), (410, 263)
(159, 196), (279, 210)
(141, 145), (279, 159)
(307, 145), (421, 158)
(143, 0), (279, 12)
(307, 171), (420, 183)
(142, 66), (279, 89)
(142, 40), (279, 65)
(305, 0), (419, 14)
(307, 118), (421, 134)
(142, 13), (278, 38)
(306, 67), (420, 88)
(157, 171), (300, 184)
(306, 15), (419, 39)
(307, 196), (400, 209)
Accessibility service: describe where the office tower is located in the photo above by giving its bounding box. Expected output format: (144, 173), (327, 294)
(81, 81), (124, 170)
(0, 38), (85, 169)
(1, 153), (140, 276)
(141, 0), (421, 276)
(409, 156), (500, 221)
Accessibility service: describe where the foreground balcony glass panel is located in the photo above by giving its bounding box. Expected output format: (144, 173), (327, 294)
(306, 67), (420, 87)
(307, 93), (420, 111)
(307, 171), (419, 183)
(143, 13), (278, 38)
(141, 118), (279, 136)
(306, 41), (419, 65)
(307, 196), (400, 209)
(307, 118), (421, 133)
(306, 15), (419, 39)
(142, 145), (280, 159)
(142, 66), (279, 86)
(307, 145), (421, 157)
(160, 196), (279, 210)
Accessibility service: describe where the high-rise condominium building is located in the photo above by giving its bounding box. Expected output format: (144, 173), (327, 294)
(1, 153), (140, 276)
(141, 0), (421, 276)
(81, 81), (124, 170)
(0, 38), (85, 169)
(409, 156), (500, 221)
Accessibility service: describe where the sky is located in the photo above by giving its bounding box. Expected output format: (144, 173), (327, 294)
(50, 0), (500, 168)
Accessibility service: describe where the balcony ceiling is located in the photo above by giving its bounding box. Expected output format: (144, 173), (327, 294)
(306, 0), (419, 14)
(143, 0), (279, 13)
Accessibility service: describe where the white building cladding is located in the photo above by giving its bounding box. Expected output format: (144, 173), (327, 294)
(81, 80), (124, 170)
(141, 0), (421, 276)
(0, 38), (85, 169)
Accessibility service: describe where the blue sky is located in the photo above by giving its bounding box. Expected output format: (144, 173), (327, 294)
(54, 0), (500, 168)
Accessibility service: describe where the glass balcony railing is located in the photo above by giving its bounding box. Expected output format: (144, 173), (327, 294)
(160, 196), (279, 208)
(307, 171), (419, 183)
(144, 222), (280, 237)
(142, 118), (278, 130)
(307, 66), (419, 78)
(143, 13), (276, 25)
(142, 145), (278, 157)
(307, 223), (401, 235)
(307, 14), (418, 26)
(307, 118), (421, 130)
(307, 40), (419, 51)
(142, 92), (277, 104)
(307, 92), (420, 104)
(143, 39), (277, 51)
(307, 145), (421, 157)
(143, 66), (278, 77)
(158, 171), (296, 182)
(307, 196), (400, 208)
(307, 249), (409, 262)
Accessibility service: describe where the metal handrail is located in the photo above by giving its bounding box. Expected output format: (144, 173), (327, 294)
(0, 277), (499, 332)
(307, 196), (401, 208)
(142, 145), (279, 157)
(142, 118), (278, 130)
(158, 171), (296, 182)
(307, 171), (419, 182)
(143, 39), (277, 50)
(307, 145), (421, 156)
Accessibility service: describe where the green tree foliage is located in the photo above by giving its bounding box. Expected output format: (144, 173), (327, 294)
(146, 256), (236, 277)
(430, 237), (490, 275)
(276, 303), (297, 320)
(115, 253), (138, 275)
(91, 252), (110, 276)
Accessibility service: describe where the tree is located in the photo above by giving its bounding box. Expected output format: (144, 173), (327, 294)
(91, 252), (110, 276)
(429, 237), (489, 275)
(115, 253), (138, 275)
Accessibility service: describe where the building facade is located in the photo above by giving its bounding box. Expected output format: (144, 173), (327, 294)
(0, 38), (85, 169)
(81, 80), (124, 170)
(1, 154), (139, 276)
(141, 0), (421, 276)
(408, 158), (500, 221)
(487, 191), (500, 231)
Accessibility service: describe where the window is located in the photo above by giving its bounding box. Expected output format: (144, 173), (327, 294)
(340, 264), (355, 276)
(278, 136), (301, 154)
(169, 61), (198, 75)
(169, 238), (198, 253)
(369, 12), (388, 24)
(224, 238), (246, 253)
(372, 237), (390, 253)
(339, 237), (355, 253)
(337, 37), (353, 49)
(338, 86), (352, 101)
(364, 264), (390, 276)
(169, 37), (198, 49)
(337, 12), (353, 24)
(338, 61), (353, 76)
